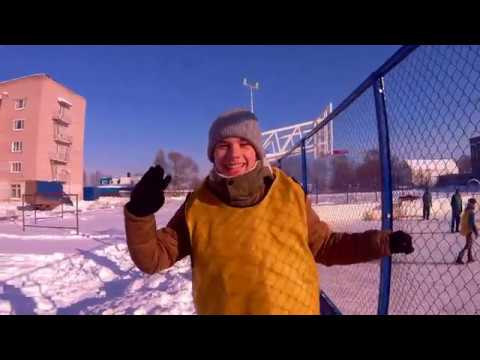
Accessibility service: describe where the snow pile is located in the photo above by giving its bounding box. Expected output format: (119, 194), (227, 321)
(0, 243), (194, 315)
(2, 249), (115, 314)
(0, 197), (194, 315)
(0, 202), (21, 220)
(82, 257), (194, 315)
(77, 197), (130, 212)
(0, 253), (65, 282)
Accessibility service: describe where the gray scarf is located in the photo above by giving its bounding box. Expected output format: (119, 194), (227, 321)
(207, 160), (274, 207)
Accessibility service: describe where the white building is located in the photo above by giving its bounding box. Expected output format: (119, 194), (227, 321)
(110, 175), (141, 186)
(405, 159), (459, 186)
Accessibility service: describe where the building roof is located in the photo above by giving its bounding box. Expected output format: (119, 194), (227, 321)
(0, 73), (85, 100)
(0, 73), (51, 85)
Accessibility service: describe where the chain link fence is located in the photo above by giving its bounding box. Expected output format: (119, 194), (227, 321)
(385, 45), (480, 314)
(276, 45), (480, 314)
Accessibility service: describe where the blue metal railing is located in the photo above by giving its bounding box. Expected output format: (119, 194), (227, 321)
(373, 75), (394, 315)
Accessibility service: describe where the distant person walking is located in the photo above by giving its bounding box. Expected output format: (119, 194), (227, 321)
(422, 187), (432, 220)
(456, 198), (478, 264)
(450, 189), (463, 233)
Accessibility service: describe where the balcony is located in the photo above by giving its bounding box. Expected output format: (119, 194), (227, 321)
(49, 151), (70, 164)
(54, 132), (73, 144)
(52, 112), (71, 125)
(54, 172), (70, 183)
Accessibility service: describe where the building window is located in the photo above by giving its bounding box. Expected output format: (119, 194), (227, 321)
(11, 141), (23, 152)
(10, 162), (22, 173)
(15, 98), (27, 110)
(13, 119), (25, 131)
(11, 184), (21, 199)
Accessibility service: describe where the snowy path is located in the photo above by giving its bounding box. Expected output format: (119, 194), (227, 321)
(0, 198), (194, 315)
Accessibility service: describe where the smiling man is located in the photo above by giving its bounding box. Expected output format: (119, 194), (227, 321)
(213, 137), (257, 177)
(124, 108), (414, 315)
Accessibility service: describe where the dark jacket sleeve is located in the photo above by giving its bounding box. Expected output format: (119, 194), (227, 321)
(124, 198), (192, 274)
(306, 198), (391, 266)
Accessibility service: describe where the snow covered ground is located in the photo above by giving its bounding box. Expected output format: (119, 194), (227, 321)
(314, 192), (480, 315)
(0, 197), (194, 315)
(0, 192), (479, 315)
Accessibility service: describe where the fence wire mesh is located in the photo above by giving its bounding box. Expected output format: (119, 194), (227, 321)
(277, 45), (480, 314)
(384, 45), (480, 314)
(282, 89), (382, 315)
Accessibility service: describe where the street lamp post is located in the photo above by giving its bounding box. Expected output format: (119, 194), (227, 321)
(242, 78), (259, 113)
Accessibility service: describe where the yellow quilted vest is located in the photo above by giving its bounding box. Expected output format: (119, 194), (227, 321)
(185, 167), (320, 315)
(460, 209), (474, 236)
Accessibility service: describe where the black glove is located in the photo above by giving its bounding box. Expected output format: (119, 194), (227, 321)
(126, 165), (171, 217)
(389, 231), (414, 255)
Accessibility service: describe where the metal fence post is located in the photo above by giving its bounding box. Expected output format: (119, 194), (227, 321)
(22, 194), (25, 232)
(373, 74), (394, 315)
(34, 194), (37, 225)
(76, 194), (79, 235)
(301, 139), (308, 193)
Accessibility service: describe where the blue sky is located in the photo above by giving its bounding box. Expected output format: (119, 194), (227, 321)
(0, 45), (401, 176)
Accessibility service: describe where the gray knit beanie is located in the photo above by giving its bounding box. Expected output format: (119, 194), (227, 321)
(208, 109), (265, 162)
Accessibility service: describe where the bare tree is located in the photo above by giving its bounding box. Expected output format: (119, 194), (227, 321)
(332, 155), (356, 192)
(416, 169), (433, 187)
(392, 158), (412, 189)
(356, 150), (381, 191)
(167, 151), (200, 190)
(308, 158), (329, 192)
(154, 149), (170, 173)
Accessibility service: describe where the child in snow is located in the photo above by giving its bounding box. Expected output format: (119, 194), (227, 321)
(456, 198), (478, 264)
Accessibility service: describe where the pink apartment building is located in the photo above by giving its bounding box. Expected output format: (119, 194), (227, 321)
(0, 74), (86, 200)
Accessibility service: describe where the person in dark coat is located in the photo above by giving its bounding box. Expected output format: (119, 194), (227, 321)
(422, 187), (432, 220)
(450, 189), (463, 233)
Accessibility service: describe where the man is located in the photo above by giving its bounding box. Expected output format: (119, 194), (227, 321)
(124, 109), (414, 315)
(450, 189), (463, 233)
(456, 198), (478, 264)
(422, 187), (432, 220)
